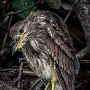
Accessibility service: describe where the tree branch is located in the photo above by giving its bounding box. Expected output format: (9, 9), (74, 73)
(69, 0), (90, 59)
(0, 27), (9, 33)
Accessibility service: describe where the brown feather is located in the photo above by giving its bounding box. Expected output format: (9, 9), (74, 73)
(10, 10), (80, 90)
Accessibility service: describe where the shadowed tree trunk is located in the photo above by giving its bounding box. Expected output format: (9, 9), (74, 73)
(69, 0), (90, 59)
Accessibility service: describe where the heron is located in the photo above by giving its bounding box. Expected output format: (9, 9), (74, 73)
(10, 10), (79, 90)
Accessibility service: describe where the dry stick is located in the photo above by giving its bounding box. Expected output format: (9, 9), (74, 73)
(64, 8), (73, 23)
(0, 16), (9, 28)
(0, 27), (9, 33)
(2, 15), (13, 50)
(4, 0), (42, 17)
(30, 78), (42, 90)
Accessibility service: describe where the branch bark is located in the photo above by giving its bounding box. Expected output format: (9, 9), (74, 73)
(69, 0), (90, 59)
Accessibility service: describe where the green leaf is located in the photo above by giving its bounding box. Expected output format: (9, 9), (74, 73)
(11, 0), (36, 19)
(45, 0), (61, 9)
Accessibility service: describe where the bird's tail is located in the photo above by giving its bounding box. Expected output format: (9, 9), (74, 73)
(55, 64), (75, 90)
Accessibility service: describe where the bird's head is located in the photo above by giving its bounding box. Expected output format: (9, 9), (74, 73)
(10, 26), (29, 55)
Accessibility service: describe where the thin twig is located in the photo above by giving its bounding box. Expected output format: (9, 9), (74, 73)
(0, 68), (37, 76)
(2, 15), (13, 50)
(64, 8), (73, 23)
(30, 78), (42, 90)
(4, 0), (42, 17)
(0, 27), (9, 33)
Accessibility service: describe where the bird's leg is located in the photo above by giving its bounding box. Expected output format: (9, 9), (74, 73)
(44, 81), (50, 90)
(18, 58), (26, 88)
(51, 64), (57, 90)
(51, 78), (56, 90)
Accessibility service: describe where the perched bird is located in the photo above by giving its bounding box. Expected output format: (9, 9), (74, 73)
(10, 10), (79, 90)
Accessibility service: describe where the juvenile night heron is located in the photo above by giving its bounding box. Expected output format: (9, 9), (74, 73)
(10, 10), (79, 90)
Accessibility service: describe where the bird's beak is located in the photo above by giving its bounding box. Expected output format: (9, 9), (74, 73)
(11, 33), (24, 55)
(11, 35), (20, 55)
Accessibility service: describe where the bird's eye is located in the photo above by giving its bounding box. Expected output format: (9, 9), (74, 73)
(19, 29), (24, 34)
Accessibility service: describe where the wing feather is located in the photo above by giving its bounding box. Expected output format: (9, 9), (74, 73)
(10, 10), (79, 90)
(26, 10), (79, 90)
(39, 11), (79, 90)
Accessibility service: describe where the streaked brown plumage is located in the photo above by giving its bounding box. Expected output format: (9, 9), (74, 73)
(10, 10), (79, 90)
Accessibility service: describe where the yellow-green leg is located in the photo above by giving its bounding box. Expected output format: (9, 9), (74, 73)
(44, 81), (50, 90)
(51, 69), (57, 90)
(51, 79), (56, 90)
